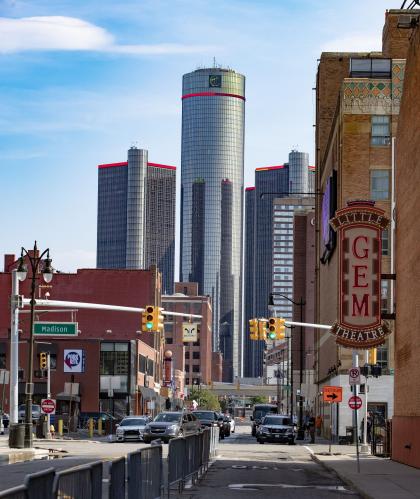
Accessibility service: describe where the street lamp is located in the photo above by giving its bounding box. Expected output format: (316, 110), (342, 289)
(17, 241), (53, 448)
(269, 292), (306, 440)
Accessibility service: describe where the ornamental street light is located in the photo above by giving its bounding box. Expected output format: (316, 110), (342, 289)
(269, 292), (306, 440)
(16, 241), (53, 448)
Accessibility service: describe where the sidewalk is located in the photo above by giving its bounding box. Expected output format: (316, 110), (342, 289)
(302, 439), (420, 499)
(0, 439), (49, 464)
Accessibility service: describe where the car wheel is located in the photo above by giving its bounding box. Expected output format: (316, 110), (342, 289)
(288, 439), (295, 445)
(258, 440), (265, 444)
(143, 438), (151, 444)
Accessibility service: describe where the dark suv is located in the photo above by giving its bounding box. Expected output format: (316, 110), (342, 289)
(256, 415), (295, 445)
(143, 411), (201, 443)
(192, 410), (229, 439)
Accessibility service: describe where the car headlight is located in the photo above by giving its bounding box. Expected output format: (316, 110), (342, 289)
(262, 426), (270, 434)
(167, 424), (178, 432)
(116, 428), (123, 434)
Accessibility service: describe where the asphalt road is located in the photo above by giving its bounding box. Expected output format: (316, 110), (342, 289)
(0, 424), (361, 498)
(182, 426), (361, 498)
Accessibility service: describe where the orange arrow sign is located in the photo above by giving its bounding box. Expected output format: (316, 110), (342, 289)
(323, 386), (343, 403)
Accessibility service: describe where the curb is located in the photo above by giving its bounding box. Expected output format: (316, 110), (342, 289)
(310, 453), (374, 499)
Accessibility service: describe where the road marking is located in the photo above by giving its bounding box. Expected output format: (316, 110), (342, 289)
(229, 483), (352, 492)
(304, 445), (314, 454)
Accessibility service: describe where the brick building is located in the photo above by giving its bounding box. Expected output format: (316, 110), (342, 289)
(393, 15), (420, 468)
(314, 9), (413, 440)
(0, 253), (164, 419)
(162, 282), (215, 391)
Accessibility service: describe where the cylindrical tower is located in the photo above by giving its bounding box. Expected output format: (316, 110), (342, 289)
(180, 67), (245, 381)
(288, 149), (309, 195)
(126, 146), (148, 269)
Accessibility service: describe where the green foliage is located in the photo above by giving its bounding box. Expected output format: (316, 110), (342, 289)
(188, 387), (221, 411)
(250, 395), (269, 405)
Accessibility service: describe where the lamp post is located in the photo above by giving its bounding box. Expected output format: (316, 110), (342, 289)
(16, 242), (53, 448)
(269, 292), (306, 440)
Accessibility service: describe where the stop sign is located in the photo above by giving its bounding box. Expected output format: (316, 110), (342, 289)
(348, 396), (362, 410)
(41, 398), (56, 414)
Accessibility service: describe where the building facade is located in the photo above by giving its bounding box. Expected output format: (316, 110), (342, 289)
(180, 67), (245, 381)
(162, 282), (213, 388)
(314, 9), (412, 441)
(1, 254), (164, 419)
(97, 147), (176, 294)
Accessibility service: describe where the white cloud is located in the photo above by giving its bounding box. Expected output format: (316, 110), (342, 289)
(0, 16), (212, 55)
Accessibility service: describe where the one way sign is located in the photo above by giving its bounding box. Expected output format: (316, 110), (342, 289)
(323, 386), (343, 403)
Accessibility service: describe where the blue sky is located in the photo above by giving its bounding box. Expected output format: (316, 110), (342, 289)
(0, 0), (397, 273)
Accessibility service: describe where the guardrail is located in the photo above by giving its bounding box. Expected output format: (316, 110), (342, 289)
(0, 427), (218, 499)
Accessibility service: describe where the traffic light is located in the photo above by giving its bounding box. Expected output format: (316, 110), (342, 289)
(141, 306), (164, 332)
(249, 318), (258, 340)
(267, 317), (286, 340)
(258, 320), (267, 340)
(40, 352), (47, 370)
(368, 348), (377, 365)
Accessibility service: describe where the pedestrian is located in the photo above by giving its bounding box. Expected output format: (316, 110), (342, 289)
(308, 415), (316, 443)
(315, 415), (322, 436)
(367, 413), (372, 444)
(50, 424), (55, 439)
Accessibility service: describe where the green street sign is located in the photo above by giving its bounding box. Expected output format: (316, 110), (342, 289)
(33, 322), (78, 337)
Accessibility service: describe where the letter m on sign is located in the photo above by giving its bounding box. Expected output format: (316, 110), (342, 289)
(352, 294), (369, 317)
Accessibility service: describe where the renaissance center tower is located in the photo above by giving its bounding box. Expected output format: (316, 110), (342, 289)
(180, 67), (245, 381)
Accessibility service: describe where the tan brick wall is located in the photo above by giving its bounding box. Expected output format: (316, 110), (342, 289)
(382, 10), (413, 59)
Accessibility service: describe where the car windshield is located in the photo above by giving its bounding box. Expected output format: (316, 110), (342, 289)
(263, 417), (291, 426)
(254, 406), (277, 420)
(193, 412), (215, 420)
(120, 418), (147, 427)
(154, 413), (181, 423)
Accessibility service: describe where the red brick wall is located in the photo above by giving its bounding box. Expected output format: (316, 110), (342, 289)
(393, 24), (420, 468)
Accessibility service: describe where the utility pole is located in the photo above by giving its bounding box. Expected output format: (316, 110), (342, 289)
(276, 364), (281, 414)
(46, 353), (51, 439)
(10, 270), (20, 425)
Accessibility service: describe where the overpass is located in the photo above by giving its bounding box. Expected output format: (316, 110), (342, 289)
(203, 382), (279, 397)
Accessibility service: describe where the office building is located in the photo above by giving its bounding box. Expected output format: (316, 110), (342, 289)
(97, 146), (176, 294)
(180, 67), (245, 381)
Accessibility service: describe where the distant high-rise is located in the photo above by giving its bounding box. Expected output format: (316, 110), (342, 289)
(97, 146), (176, 294)
(243, 149), (310, 377)
(180, 67), (245, 381)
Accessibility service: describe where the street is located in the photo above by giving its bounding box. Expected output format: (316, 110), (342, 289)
(0, 424), (360, 497)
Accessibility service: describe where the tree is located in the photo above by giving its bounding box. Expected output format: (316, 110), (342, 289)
(188, 387), (220, 411)
(250, 395), (269, 405)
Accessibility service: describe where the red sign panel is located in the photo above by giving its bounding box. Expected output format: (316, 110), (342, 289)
(348, 396), (362, 410)
(41, 398), (56, 414)
(330, 201), (391, 348)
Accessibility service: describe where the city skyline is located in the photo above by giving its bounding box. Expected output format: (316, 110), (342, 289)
(0, 0), (398, 272)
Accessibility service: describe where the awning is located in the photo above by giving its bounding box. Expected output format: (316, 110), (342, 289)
(138, 386), (158, 400)
(56, 392), (81, 403)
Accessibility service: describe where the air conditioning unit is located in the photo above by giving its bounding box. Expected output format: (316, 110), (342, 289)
(397, 14), (419, 28)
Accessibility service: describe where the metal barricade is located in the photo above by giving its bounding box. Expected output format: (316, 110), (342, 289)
(109, 457), (126, 499)
(209, 426), (218, 458)
(167, 437), (186, 491)
(25, 468), (55, 499)
(127, 445), (162, 499)
(0, 486), (27, 499)
(54, 461), (103, 499)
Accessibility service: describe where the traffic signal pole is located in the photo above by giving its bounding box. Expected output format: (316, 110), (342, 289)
(47, 353), (51, 439)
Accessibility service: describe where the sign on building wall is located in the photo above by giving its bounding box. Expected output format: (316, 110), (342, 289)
(329, 200), (390, 349)
(64, 349), (85, 373)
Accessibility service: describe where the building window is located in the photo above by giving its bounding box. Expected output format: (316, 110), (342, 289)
(166, 337), (173, 344)
(100, 342), (129, 375)
(381, 229), (389, 256)
(192, 351), (200, 360)
(185, 365), (190, 372)
(377, 346), (388, 368)
(370, 170), (389, 200)
(193, 365), (200, 373)
(381, 281), (389, 314)
(0, 353), (5, 369)
(350, 58), (391, 78)
(185, 351), (190, 359)
(371, 116), (390, 146)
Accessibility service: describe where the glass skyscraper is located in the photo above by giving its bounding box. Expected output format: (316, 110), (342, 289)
(180, 67), (245, 381)
(97, 146), (176, 294)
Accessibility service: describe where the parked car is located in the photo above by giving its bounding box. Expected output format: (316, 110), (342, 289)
(79, 412), (119, 428)
(18, 404), (41, 423)
(116, 416), (150, 442)
(225, 414), (235, 434)
(256, 415), (295, 445)
(143, 411), (201, 444)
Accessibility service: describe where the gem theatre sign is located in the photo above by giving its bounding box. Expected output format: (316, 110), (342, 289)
(330, 201), (391, 349)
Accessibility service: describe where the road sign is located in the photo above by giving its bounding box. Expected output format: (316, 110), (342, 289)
(349, 367), (361, 385)
(34, 322), (78, 337)
(348, 395), (362, 410)
(41, 398), (56, 414)
(182, 323), (199, 342)
(323, 386), (343, 403)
